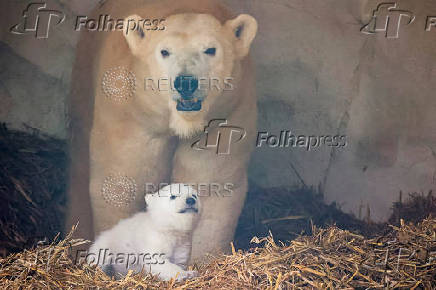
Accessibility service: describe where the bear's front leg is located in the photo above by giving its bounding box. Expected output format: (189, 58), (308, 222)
(88, 121), (176, 236)
(171, 124), (254, 262)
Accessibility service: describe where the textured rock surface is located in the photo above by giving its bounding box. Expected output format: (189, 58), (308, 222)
(0, 42), (68, 137)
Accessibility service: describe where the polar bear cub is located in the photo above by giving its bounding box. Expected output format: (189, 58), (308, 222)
(88, 184), (201, 281)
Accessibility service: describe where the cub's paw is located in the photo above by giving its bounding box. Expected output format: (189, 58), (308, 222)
(176, 270), (198, 281)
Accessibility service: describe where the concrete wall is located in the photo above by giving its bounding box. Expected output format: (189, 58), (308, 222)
(1, 0), (435, 221)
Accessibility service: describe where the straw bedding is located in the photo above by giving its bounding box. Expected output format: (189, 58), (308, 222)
(0, 124), (67, 258)
(0, 218), (434, 289)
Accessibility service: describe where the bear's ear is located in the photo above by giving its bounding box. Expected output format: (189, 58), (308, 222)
(225, 14), (258, 59)
(123, 14), (146, 56)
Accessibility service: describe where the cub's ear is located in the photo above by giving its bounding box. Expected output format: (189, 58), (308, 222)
(123, 14), (146, 56)
(225, 14), (258, 59)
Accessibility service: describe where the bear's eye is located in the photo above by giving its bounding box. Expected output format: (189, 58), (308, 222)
(161, 49), (170, 58)
(170, 195), (176, 200)
(204, 47), (216, 56)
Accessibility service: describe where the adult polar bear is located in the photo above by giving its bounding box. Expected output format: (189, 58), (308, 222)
(66, 0), (257, 261)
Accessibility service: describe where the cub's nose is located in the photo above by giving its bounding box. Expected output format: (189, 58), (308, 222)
(185, 197), (196, 206)
(174, 75), (198, 99)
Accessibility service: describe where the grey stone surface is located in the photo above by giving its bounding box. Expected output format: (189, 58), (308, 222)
(1, 0), (77, 80)
(230, 0), (436, 221)
(0, 41), (68, 137)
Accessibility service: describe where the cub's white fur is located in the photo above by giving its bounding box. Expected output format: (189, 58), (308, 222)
(88, 184), (201, 281)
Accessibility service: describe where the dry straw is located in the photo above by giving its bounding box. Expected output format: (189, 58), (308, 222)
(1, 217), (434, 289)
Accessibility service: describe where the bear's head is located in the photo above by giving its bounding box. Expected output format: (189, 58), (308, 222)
(123, 13), (257, 137)
(145, 183), (201, 231)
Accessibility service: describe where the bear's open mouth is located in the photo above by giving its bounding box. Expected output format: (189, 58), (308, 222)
(178, 207), (198, 213)
(176, 98), (202, 112)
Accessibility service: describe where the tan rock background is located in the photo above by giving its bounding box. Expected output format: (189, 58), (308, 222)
(1, 0), (435, 222)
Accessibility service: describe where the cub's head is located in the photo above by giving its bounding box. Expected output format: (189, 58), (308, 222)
(123, 13), (257, 137)
(145, 184), (201, 231)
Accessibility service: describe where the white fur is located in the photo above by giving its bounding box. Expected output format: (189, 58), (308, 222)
(123, 13), (257, 138)
(88, 184), (201, 281)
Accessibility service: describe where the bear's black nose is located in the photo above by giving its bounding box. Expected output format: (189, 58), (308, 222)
(186, 197), (196, 205)
(174, 75), (198, 99)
